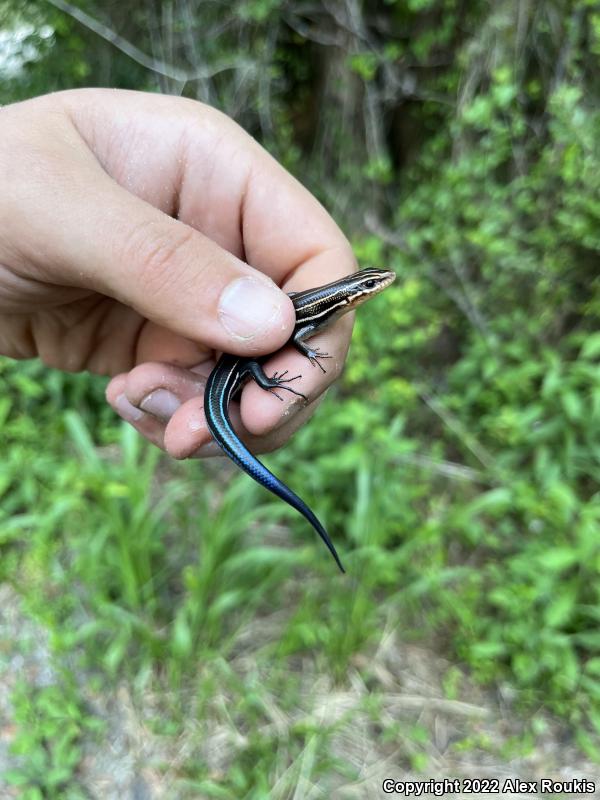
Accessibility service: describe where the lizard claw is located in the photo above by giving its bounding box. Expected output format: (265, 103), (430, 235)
(306, 348), (331, 373)
(268, 370), (307, 401)
(272, 369), (302, 383)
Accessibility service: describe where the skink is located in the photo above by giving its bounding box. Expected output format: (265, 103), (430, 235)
(204, 268), (396, 572)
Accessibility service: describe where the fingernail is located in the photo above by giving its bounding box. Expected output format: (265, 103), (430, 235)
(219, 277), (286, 340)
(115, 393), (144, 422)
(140, 389), (181, 422)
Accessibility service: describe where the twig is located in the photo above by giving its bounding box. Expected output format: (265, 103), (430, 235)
(394, 453), (489, 484)
(284, 11), (345, 47)
(364, 211), (409, 251)
(385, 694), (493, 719)
(419, 392), (496, 471)
(447, 251), (491, 336)
(258, 20), (279, 138)
(315, 690), (492, 719)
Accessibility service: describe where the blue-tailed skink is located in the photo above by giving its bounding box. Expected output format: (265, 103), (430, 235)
(204, 268), (396, 572)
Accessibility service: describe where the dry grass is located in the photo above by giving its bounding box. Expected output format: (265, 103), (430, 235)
(0, 585), (597, 799)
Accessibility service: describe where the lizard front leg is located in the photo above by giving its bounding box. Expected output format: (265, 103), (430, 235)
(293, 327), (332, 374)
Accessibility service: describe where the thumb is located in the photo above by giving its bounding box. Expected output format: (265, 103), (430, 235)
(16, 160), (296, 355)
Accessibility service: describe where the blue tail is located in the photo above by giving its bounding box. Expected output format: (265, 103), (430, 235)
(207, 406), (345, 573)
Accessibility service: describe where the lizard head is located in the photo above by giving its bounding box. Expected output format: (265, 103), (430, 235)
(342, 268), (396, 309)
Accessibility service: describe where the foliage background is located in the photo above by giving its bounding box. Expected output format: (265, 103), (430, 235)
(0, 0), (599, 796)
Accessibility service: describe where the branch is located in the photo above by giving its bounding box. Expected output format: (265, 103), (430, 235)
(364, 213), (490, 337)
(44, 0), (254, 83)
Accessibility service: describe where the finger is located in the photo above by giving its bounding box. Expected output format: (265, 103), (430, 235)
(60, 90), (358, 363)
(136, 321), (209, 368)
(31, 180), (294, 354)
(107, 361), (208, 423)
(162, 392), (322, 460)
(239, 338), (347, 436)
(105, 373), (167, 450)
(106, 360), (324, 459)
(5, 107), (295, 356)
(58, 89), (357, 289)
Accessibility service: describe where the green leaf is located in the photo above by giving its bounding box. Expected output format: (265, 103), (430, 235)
(537, 548), (578, 572)
(171, 608), (193, 659)
(585, 658), (600, 677)
(466, 488), (512, 516)
(3, 769), (30, 786)
(469, 641), (506, 659)
(580, 332), (600, 360)
(561, 391), (583, 422)
(544, 592), (575, 627)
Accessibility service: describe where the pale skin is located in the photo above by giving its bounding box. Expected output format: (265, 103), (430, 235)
(0, 89), (357, 458)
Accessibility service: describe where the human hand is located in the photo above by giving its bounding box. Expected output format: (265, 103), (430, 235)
(0, 89), (356, 457)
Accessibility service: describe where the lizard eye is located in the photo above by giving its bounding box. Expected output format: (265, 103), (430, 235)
(364, 279), (376, 289)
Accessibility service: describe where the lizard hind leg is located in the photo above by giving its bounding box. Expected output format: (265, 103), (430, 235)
(244, 360), (308, 402)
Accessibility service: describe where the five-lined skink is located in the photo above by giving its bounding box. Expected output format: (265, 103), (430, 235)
(204, 268), (396, 572)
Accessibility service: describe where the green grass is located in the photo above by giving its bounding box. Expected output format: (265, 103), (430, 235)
(1, 350), (599, 794)
(2, 0), (600, 790)
(4, 679), (103, 800)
